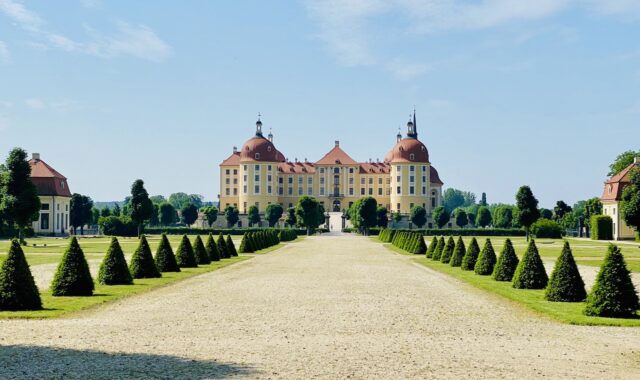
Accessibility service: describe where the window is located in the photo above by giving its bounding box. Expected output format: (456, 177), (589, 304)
(233, 178), (238, 184)
(255, 175), (260, 182)
(431, 197), (436, 207)
(61, 181), (65, 189)
(288, 188), (293, 195)
(378, 188), (383, 195)
(268, 185), (272, 194)
(66, 205), (68, 212)
(320, 188), (325, 195)
(254, 185), (260, 194)
(243, 202), (247, 212)
(288, 177), (293, 184)
(397, 203), (401, 211)
(349, 177), (354, 184)
(244, 165), (248, 171)
(268, 165), (272, 171)
(40, 213), (49, 230)
(410, 166), (415, 172)
(422, 186), (426, 195)
(226, 189), (230, 195)
(349, 168), (354, 174)
(361, 188), (365, 195)
(369, 178), (373, 185)
(320, 168), (325, 174)
(378, 178), (383, 185)
(298, 187), (303, 195)
(349, 188), (354, 195)
(409, 154), (415, 161)
(409, 186), (415, 195)
(233, 189), (238, 195)
(279, 177), (283, 184)
(410, 203), (414, 209)
(422, 176), (426, 183)
(244, 175), (248, 182)
(225, 178), (230, 184)
(320, 177), (325, 185)
(396, 186), (401, 195)
(255, 153), (261, 160)
(334, 168), (340, 174)
(41, 204), (50, 210)
(243, 185), (248, 194)
(279, 187), (284, 195)
(226, 169), (230, 175)
(255, 165), (260, 171)
(368, 188), (373, 195)
(57, 204), (60, 210)
(298, 177), (303, 184)
(268, 174), (272, 182)
(289, 203), (293, 208)
(233, 169), (238, 175)
(396, 166), (401, 173)
(308, 177), (313, 185)
(409, 176), (415, 183)
(308, 188), (312, 195)
(267, 146), (272, 152)
(361, 178), (365, 185)
(396, 176), (401, 182)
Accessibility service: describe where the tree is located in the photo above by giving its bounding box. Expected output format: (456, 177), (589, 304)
(168, 193), (204, 210)
(100, 207), (111, 218)
(493, 206), (514, 228)
(285, 207), (297, 227)
(584, 245), (639, 318)
(112, 203), (121, 217)
(159, 202), (176, 226)
(449, 236), (466, 267)
(454, 208), (468, 228)
(226, 235), (238, 257)
(129, 235), (161, 278)
(461, 237), (480, 271)
(463, 191), (477, 207)
(479, 192), (487, 206)
(553, 201), (572, 221)
(476, 206), (491, 228)
(349, 197), (377, 234)
(149, 195), (166, 204)
(224, 205), (239, 228)
(129, 180), (154, 237)
(181, 204), (199, 226)
(0, 148), (41, 242)
(492, 239), (519, 282)
(0, 239), (41, 310)
(206, 233), (221, 261)
(410, 205), (427, 228)
(70, 193), (94, 235)
(621, 168), (640, 235)
(51, 237), (94, 296)
(432, 236), (445, 261)
(264, 204), (284, 227)
(545, 241), (586, 302)
(608, 150), (639, 176)
(474, 238), (496, 275)
(217, 233), (229, 258)
(376, 206), (388, 228)
(193, 236), (210, 265)
(248, 205), (261, 227)
(175, 235), (198, 268)
(426, 236), (438, 258)
(443, 188), (466, 213)
(539, 208), (553, 220)
(584, 197), (603, 236)
(516, 186), (540, 240)
(432, 206), (450, 228)
(98, 237), (133, 285)
(91, 207), (100, 226)
(149, 203), (160, 227)
(200, 206), (218, 228)
(155, 234), (180, 272)
(295, 196), (322, 235)
(440, 236), (455, 264)
(512, 240), (548, 289)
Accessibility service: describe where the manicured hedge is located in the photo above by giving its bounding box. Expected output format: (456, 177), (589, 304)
(590, 215), (613, 241)
(382, 229), (426, 254)
(144, 227), (308, 236)
(366, 228), (526, 237)
(238, 230), (283, 253)
(531, 219), (564, 239)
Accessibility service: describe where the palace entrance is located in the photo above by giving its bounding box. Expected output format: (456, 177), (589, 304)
(332, 200), (341, 212)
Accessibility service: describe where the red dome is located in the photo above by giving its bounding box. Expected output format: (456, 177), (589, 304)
(239, 136), (285, 162)
(384, 138), (429, 163)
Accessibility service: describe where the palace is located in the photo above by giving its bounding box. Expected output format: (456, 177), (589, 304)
(218, 112), (444, 226)
(601, 157), (639, 240)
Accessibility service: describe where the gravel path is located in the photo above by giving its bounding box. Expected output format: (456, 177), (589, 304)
(1, 234), (640, 379)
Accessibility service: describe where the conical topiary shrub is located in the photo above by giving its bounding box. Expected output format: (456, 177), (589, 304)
(584, 245), (639, 318)
(176, 235), (198, 268)
(449, 237), (466, 267)
(98, 237), (133, 285)
(206, 233), (221, 262)
(492, 239), (519, 282)
(217, 233), (229, 258)
(432, 237), (445, 261)
(239, 233), (254, 253)
(426, 236), (437, 258)
(474, 239), (496, 276)
(414, 235), (427, 255)
(129, 235), (161, 279)
(193, 236), (211, 265)
(0, 239), (42, 310)
(461, 237), (480, 271)
(512, 239), (548, 289)
(440, 236), (455, 264)
(545, 241), (586, 302)
(226, 235), (238, 257)
(51, 237), (94, 296)
(155, 234), (180, 272)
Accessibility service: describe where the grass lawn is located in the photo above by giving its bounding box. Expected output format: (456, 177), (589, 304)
(0, 255), (250, 319)
(377, 239), (640, 326)
(424, 236), (640, 272)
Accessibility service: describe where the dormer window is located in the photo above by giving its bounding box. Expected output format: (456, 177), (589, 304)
(608, 184), (612, 194)
(267, 146), (272, 152)
(409, 153), (415, 161)
(255, 153), (261, 160)
(61, 181), (65, 189)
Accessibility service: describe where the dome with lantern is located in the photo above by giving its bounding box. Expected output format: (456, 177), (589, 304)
(239, 117), (286, 163)
(384, 112), (429, 164)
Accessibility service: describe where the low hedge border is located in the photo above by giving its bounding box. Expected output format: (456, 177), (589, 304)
(144, 227), (309, 236)
(345, 227), (525, 237)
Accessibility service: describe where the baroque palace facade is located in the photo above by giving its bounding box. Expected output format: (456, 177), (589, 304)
(219, 113), (444, 225)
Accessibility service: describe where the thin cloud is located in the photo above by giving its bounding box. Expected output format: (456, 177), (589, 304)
(0, 0), (171, 62)
(0, 41), (9, 62)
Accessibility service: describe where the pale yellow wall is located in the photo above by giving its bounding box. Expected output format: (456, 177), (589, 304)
(32, 195), (71, 235)
(603, 201), (636, 240)
(219, 161), (440, 215)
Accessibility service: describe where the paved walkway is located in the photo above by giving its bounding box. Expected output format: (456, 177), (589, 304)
(1, 235), (640, 379)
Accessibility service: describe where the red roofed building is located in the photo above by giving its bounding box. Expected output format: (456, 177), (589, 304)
(29, 153), (71, 235)
(218, 112), (444, 228)
(601, 157), (639, 240)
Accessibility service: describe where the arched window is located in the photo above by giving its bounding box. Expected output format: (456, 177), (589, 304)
(409, 153), (415, 161)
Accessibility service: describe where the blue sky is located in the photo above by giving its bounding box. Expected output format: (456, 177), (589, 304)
(0, 0), (638, 207)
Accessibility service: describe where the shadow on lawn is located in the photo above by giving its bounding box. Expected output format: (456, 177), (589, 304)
(0, 345), (258, 379)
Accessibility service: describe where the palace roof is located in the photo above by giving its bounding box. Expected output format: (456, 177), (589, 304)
(220, 151), (240, 166)
(29, 154), (72, 197)
(359, 162), (390, 174)
(315, 142), (358, 165)
(601, 160), (639, 201)
(384, 138), (429, 164)
(278, 161), (316, 174)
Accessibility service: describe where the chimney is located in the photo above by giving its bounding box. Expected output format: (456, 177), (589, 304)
(32, 153), (40, 160)
(335, 140), (339, 147)
(233, 146), (237, 154)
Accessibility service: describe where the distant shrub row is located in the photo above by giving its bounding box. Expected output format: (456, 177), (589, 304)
(239, 230), (286, 253)
(381, 230), (426, 255)
(590, 215), (613, 241)
(144, 227), (309, 236)
(346, 227), (526, 237)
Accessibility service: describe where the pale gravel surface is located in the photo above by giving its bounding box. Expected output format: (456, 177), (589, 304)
(1, 234), (640, 379)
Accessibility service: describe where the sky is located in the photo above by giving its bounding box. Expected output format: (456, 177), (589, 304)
(0, 0), (639, 208)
